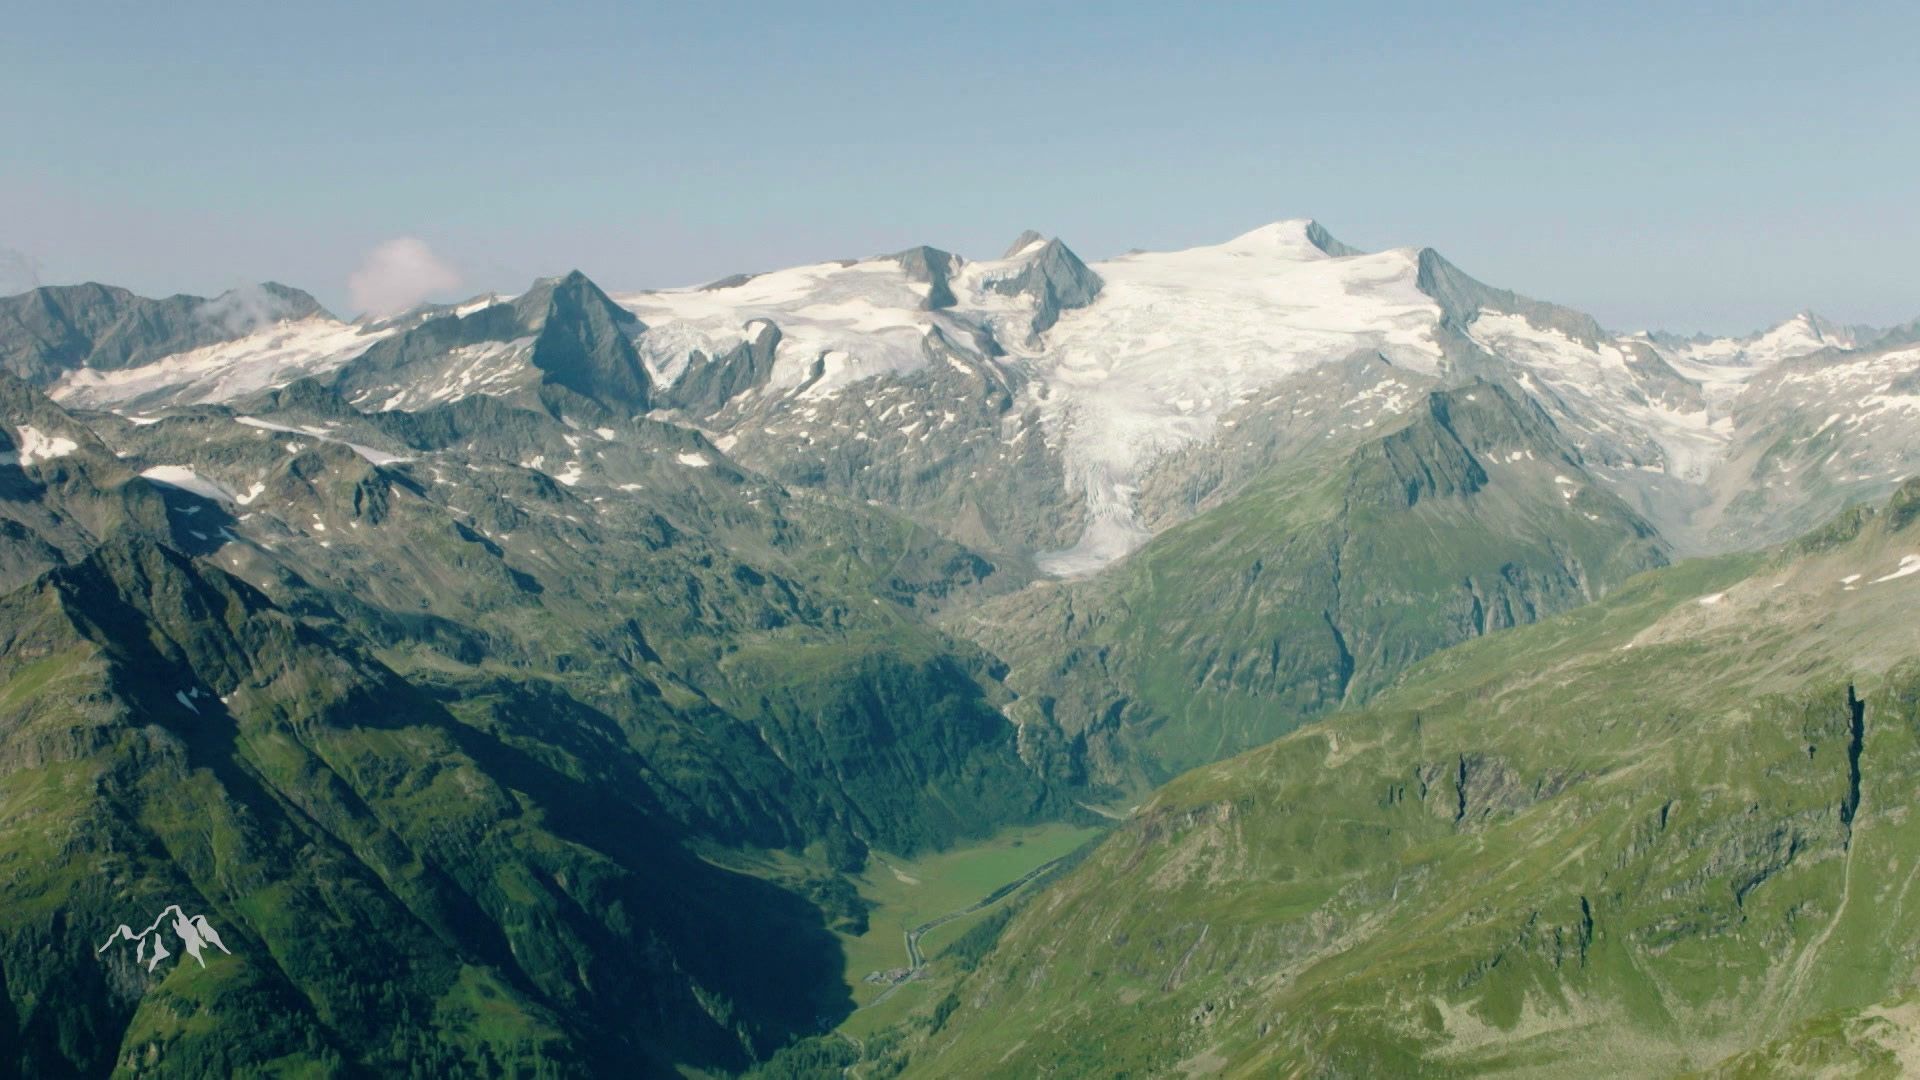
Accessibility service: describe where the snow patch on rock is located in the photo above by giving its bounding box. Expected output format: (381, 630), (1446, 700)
(9, 425), (79, 466)
(141, 466), (238, 504)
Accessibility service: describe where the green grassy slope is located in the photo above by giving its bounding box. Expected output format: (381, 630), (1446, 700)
(951, 382), (1669, 792)
(910, 478), (1920, 1078)
(0, 535), (869, 1076)
(12, 375), (1060, 861)
(0, 378), (1072, 1076)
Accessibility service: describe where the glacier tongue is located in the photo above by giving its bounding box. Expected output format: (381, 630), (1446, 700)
(1024, 222), (1445, 573)
(622, 220), (1449, 575)
(51, 315), (393, 411)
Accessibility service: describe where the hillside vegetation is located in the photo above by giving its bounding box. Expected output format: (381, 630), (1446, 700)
(910, 480), (1920, 1077)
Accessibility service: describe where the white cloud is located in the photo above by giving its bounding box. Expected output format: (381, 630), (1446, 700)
(346, 237), (461, 316)
(0, 248), (41, 296)
(196, 284), (311, 335)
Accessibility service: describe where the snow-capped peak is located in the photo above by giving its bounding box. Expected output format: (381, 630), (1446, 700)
(618, 253), (946, 397)
(29, 218), (1918, 583)
(1216, 218), (1338, 259)
(1764, 310), (1856, 353)
(1656, 310), (1858, 374)
(1002, 229), (1048, 259)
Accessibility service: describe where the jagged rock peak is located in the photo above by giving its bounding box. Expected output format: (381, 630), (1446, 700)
(984, 237), (1104, 340)
(1002, 230), (1047, 259)
(1415, 247), (1605, 347)
(511, 270), (639, 329)
(512, 270), (650, 408)
(889, 246), (961, 310)
(1779, 310), (1864, 349)
(1304, 220), (1365, 257)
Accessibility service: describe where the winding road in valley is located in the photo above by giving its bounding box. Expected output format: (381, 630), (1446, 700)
(861, 854), (1069, 1010)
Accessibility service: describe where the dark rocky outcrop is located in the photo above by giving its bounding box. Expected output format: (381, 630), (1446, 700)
(984, 238), (1103, 342)
(0, 282), (325, 384)
(891, 246), (960, 310)
(658, 320), (781, 416)
(1417, 248), (1605, 347)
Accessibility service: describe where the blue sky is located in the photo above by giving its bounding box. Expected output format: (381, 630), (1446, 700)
(3, 1), (1915, 332)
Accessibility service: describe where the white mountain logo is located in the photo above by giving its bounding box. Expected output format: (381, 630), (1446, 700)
(98, 905), (232, 972)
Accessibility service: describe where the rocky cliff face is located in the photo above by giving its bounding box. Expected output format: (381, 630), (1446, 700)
(333, 270), (652, 415)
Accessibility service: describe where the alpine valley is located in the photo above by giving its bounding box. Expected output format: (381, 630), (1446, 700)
(4, 220), (1920, 1078)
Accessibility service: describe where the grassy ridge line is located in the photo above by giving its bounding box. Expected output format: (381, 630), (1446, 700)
(906, 479), (1920, 1077)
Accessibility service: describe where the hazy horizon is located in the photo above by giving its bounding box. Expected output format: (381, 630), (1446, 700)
(5, 1), (1916, 334)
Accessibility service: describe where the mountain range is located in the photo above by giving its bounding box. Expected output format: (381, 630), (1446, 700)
(3, 220), (1919, 1077)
